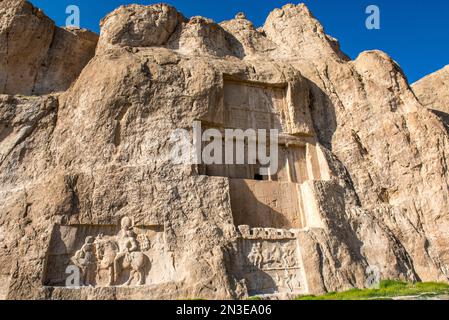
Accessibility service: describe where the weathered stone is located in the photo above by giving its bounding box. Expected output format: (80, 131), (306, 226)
(98, 4), (182, 51)
(0, 0), (98, 95)
(413, 65), (449, 113)
(0, 2), (448, 300)
(413, 65), (449, 130)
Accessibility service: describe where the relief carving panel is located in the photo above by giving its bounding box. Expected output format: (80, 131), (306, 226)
(44, 217), (174, 287)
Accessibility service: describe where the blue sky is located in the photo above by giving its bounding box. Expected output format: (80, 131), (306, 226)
(29, 0), (449, 83)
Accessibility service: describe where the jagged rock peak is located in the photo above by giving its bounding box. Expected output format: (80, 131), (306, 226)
(235, 12), (246, 20)
(96, 2), (349, 61)
(263, 3), (350, 61)
(98, 3), (184, 51)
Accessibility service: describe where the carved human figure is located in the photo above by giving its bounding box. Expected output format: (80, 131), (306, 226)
(282, 247), (296, 268)
(248, 243), (263, 269)
(72, 236), (97, 286)
(112, 217), (148, 285)
(115, 229), (140, 267)
(115, 224), (136, 271)
(269, 243), (283, 268)
(69, 217), (149, 288)
(284, 269), (293, 292)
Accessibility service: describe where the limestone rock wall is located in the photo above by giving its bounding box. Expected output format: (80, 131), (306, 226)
(0, 2), (448, 299)
(0, 0), (98, 95)
(413, 65), (449, 114)
(262, 4), (449, 283)
(413, 65), (449, 131)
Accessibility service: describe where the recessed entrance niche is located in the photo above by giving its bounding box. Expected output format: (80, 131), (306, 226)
(198, 139), (309, 184)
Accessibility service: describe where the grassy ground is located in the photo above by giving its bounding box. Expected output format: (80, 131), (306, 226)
(295, 280), (449, 300)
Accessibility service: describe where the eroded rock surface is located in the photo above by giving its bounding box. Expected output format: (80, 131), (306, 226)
(413, 65), (449, 131)
(413, 65), (449, 113)
(0, 0), (98, 95)
(0, 2), (448, 300)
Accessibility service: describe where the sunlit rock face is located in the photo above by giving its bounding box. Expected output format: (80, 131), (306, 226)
(413, 65), (449, 113)
(0, 0), (98, 95)
(0, 1), (448, 300)
(413, 65), (449, 131)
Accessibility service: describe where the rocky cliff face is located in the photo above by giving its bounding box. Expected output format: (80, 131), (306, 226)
(0, 1), (448, 300)
(0, 0), (98, 95)
(413, 65), (449, 131)
(413, 65), (449, 113)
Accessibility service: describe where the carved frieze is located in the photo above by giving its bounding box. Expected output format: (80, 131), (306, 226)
(236, 225), (303, 296)
(238, 225), (297, 240)
(44, 217), (173, 288)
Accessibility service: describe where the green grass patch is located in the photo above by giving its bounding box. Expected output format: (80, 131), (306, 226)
(295, 280), (449, 300)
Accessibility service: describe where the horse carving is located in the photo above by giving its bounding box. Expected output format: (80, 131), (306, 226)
(95, 231), (149, 286)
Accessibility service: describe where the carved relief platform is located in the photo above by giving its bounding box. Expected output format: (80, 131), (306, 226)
(44, 217), (175, 288)
(236, 225), (305, 296)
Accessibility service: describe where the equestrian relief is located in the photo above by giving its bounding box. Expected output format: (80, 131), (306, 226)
(71, 217), (151, 287)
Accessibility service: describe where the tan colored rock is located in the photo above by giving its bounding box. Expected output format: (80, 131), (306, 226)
(98, 4), (182, 52)
(261, 4), (449, 283)
(412, 65), (449, 130)
(413, 65), (449, 113)
(0, 2), (448, 300)
(33, 27), (98, 94)
(0, 0), (98, 95)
